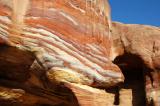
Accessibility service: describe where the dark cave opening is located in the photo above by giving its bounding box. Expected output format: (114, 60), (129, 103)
(113, 53), (146, 106)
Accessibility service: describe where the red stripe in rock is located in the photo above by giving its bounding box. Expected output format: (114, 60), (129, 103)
(21, 31), (113, 78)
(0, 20), (115, 78)
(25, 19), (109, 60)
(23, 27), (109, 68)
(21, 32), (116, 78)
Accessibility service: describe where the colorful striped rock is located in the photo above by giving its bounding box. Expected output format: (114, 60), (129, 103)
(0, 0), (124, 87)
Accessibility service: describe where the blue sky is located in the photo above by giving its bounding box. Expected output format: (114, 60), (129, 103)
(109, 0), (160, 26)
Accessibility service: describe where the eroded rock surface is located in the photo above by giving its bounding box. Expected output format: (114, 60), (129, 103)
(0, 0), (124, 106)
(112, 22), (160, 106)
(0, 0), (124, 88)
(0, 0), (159, 106)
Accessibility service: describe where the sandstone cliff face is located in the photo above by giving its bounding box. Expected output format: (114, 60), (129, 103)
(112, 22), (160, 106)
(0, 0), (159, 106)
(0, 0), (123, 106)
(0, 0), (124, 88)
(112, 21), (160, 68)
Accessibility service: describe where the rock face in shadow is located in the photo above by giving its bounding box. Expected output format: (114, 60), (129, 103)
(0, 45), (34, 82)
